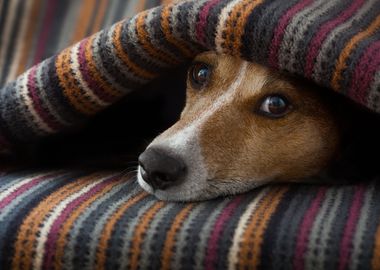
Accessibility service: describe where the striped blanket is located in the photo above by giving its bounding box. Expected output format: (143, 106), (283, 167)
(1, 0), (380, 269)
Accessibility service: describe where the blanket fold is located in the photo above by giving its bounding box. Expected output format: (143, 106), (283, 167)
(0, 0), (379, 153)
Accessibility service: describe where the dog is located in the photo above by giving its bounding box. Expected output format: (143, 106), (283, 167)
(137, 51), (380, 201)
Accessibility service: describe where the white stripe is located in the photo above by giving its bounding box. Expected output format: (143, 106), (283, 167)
(19, 69), (55, 133)
(32, 176), (110, 270)
(70, 43), (110, 107)
(215, 0), (242, 53)
(0, 174), (48, 201)
(228, 188), (269, 269)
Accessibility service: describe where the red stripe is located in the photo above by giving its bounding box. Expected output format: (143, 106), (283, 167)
(42, 176), (118, 270)
(27, 65), (62, 131)
(0, 173), (59, 210)
(268, 0), (313, 69)
(293, 187), (327, 270)
(205, 196), (243, 270)
(349, 39), (380, 105)
(304, 0), (366, 78)
(196, 0), (221, 46)
(338, 185), (366, 270)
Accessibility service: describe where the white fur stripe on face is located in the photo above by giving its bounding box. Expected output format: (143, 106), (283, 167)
(162, 61), (248, 148)
(139, 61), (248, 201)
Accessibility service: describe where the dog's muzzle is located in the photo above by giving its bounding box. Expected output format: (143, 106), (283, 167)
(138, 147), (187, 190)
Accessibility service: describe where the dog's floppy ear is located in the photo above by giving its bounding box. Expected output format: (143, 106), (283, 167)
(326, 99), (380, 184)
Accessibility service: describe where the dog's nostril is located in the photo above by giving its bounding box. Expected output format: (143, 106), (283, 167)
(138, 147), (186, 190)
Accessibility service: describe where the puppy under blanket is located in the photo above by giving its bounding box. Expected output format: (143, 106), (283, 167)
(1, 0), (380, 269)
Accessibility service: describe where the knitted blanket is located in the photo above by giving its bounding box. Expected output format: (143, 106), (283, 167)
(1, 0), (380, 269)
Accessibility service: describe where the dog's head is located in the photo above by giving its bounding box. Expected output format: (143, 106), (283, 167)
(137, 52), (341, 201)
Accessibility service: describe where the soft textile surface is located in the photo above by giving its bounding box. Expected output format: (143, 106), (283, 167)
(1, 1), (380, 270)
(0, 170), (380, 270)
(0, 0), (380, 152)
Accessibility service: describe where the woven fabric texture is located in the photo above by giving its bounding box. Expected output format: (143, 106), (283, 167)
(0, 170), (380, 270)
(0, 0), (380, 152)
(1, 1), (380, 270)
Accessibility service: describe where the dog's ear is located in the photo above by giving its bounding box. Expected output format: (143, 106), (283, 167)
(325, 99), (380, 184)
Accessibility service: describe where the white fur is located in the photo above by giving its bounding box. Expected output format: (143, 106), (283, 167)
(138, 62), (248, 201)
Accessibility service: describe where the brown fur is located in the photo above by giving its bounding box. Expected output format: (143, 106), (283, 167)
(184, 52), (341, 183)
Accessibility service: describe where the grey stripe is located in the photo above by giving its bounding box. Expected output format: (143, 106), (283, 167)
(145, 7), (184, 62)
(312, 0), (375, 85)
(349, 184), (376, 270)
(107, 24), (149, 84)
(91, 31), (132, 93)
(35, 60), (71, 126)
(173, 204), (206, 269)
(368, 68), (380, 112)
(322, 187), (355, 270)
(305, 188), (341, 270)
(83, 184), (142, 270)
(194, 199), (231, 270)
(118, 198), (157, 269)
(139, 204), (176, 270)
(0, 176), (60, 221)
(0, 172), (42, 193)
(126, 15), (171, 68)
(278, 0), (336, 73)
(63, 181), (135, 270)
(273, 187), (315, 269)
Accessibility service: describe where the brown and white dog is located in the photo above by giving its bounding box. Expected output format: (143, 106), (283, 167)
(137, 51), (379, 201)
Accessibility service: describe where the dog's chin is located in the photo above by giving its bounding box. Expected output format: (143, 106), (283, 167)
(136, 167), (268, 202)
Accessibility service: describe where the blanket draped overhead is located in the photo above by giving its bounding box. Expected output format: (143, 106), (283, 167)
(0, 0), (380, 153)
(1, 1), (380, 270)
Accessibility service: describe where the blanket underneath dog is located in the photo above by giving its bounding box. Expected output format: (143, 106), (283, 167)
(1, 0), (380, 269)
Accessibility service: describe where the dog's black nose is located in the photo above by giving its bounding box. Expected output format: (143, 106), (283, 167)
(138, 147), (186, 190)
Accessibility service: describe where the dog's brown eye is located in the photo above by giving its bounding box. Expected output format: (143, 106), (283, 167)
(189, 62), (211, 89)
(259, 95), (291, 118)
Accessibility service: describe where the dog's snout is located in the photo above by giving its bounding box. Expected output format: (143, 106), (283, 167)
(138, 148), (186, 190)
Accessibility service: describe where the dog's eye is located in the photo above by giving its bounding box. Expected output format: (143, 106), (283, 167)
(188, 62), (211, 89)
(258, 95), (291, 118)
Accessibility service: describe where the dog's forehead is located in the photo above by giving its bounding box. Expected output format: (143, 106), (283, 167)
(194, 52), (272, 96)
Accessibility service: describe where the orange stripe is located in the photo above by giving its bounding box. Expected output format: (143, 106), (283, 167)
(71, 0), (96, 44)
(85, 35), (123, 100)
(222, 1), (254, 54)
(113, 22), (157, 80)
(16, 0), (44, 76)
(12, 174), (102, 270)
(238, 187), (288, 270)
(95, 191), (148, 270)
(53, 177), (125, 270)
(129, 201), (166, 270)
(90, 0), (108, 34)
(135, 10), (180, 65)
(331, 14), (380, 91)
(161, 5), (194, 58)
(371, 222), (380, 269)
(56, 46), (101, 115)
(161, 204), (195, 270)
(232, 0), (263, 53)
